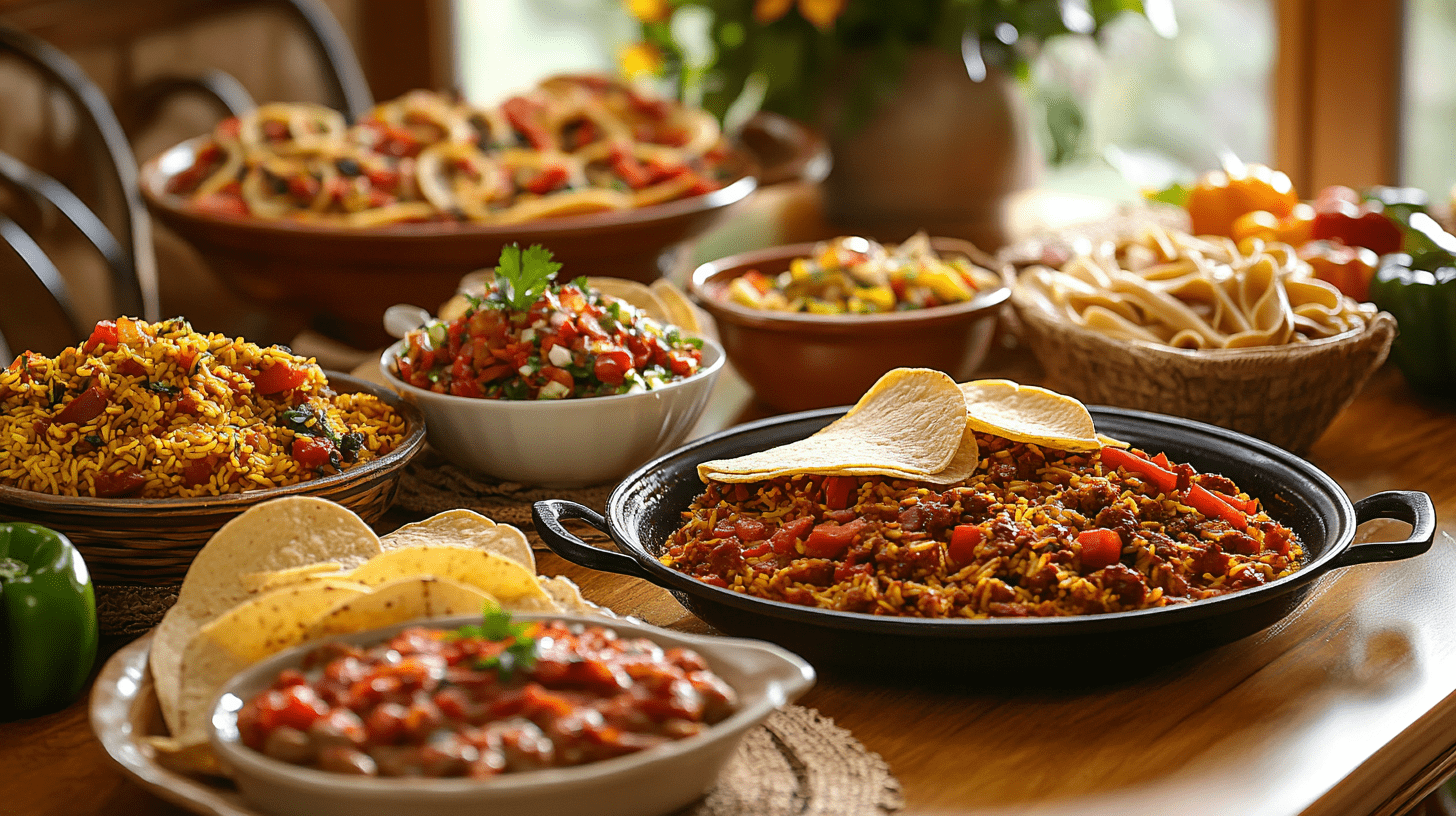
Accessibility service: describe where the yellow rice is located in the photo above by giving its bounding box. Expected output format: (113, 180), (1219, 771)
(0, 317), (406, 498)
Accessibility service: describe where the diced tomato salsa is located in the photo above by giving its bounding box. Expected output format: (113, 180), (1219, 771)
(237, 620), (737, 778)
(395, 281), (704, 399)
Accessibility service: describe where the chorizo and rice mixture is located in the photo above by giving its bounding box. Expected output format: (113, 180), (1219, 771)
(661, 433), (1304, 618)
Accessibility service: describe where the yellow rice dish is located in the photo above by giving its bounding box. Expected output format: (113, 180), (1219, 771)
(0, 317), (406, 498)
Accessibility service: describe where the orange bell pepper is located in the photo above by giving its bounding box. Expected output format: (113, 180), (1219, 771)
(1298, 241), (1378, 302)
(1230, 203), (1315, 247)
(1186, 163), (1300, 238)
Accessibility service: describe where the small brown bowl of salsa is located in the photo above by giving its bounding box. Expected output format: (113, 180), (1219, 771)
(210, 613), (814, 816)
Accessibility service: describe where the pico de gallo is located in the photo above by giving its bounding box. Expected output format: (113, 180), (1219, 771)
(726, 233), (1002, 315)
(237, 613), (738, 777)
(394, 245), (705, 400)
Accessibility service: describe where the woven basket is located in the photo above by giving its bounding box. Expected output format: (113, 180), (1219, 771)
(0, 372), (427, 634)
(1011, 290), (1397, 453)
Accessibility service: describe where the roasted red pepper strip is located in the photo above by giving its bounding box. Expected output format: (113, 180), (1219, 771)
(53, 386), (108, 426)
(1215, 491), (1258, 514)
(1099, 447), (1178, 495)
(1077, 528), (1122, 573)
(1186, 484), (1247, 529)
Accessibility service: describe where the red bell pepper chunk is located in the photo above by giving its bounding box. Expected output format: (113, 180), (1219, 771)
(803, 518), (866, 559)
(523, 164), (570, 195)
(252, 362), (308, 395)
(1151, 452), (1172, 469)
(823, 476), (856, 510)
(54, 385), (108, 426)
(1186, 484), (1247, 529)
(1099, 447), (1178, 494)
(93, 466), (146, 497)
(85, 320), (118, 351)
(1310, 200), (1404, 256)
(1077, 528), (1123, 573)
(769, 517), (814, 555)
(501, 96), (553, 150)
(947, 524), (983, 568)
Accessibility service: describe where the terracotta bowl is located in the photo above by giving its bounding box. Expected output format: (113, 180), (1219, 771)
(140, 138), (758, 348)
(0, 372), (425, 590)
(689, 238), (1010, 411)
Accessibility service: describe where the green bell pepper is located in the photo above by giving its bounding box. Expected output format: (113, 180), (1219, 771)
(1369, 253), (1456, 398)
(0, 523), (98, 720)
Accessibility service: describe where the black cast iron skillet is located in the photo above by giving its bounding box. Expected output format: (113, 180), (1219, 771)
(534, 406), (1434, 681)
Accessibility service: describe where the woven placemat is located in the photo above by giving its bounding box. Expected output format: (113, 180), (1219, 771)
(394, 448), (614, 536)
(688, 705), (903, 816)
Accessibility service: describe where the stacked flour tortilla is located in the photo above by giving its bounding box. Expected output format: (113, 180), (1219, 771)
(147, 498), (592, 773)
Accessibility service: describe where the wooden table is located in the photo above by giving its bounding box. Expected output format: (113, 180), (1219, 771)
(7, 187), (1456, 815)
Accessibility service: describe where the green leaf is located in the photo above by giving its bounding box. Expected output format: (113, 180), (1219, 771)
(495, 244), (562, 311)
(1145, 182), (1191, 208)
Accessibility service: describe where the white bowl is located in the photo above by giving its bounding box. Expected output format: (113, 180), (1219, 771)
(210, 613), (815, 816)
(379, 339), (725, 487)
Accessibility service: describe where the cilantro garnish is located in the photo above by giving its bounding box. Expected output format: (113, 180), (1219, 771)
(493, 244), (562, 310)
(453, 604), (537, 681)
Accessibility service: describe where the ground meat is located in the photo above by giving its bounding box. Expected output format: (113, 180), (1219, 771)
(1066, 477), (1119, 515)
(1094, 505), (1140, 545)
(1192, 472), (1239, 496)
(1096, 564), (1148, 607)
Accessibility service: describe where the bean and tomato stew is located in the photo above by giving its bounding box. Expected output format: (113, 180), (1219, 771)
(237, 620), (737, 778)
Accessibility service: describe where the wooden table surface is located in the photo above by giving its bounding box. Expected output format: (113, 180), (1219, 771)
(7, 186), (1456, 815)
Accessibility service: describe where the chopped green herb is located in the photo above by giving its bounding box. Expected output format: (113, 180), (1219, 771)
(147, 382), (179, 396)
(453, 604), (537, 681)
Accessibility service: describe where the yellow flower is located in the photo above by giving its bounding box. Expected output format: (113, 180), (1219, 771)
(796, 0), (847, 29)
(753, 0), (793, 24)
(618, 42), (664, 79)
(626, 0), (671, 23)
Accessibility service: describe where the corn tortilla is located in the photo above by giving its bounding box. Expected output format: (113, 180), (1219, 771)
(699, 368), (965, 481)
(959, 379), (1101, 452)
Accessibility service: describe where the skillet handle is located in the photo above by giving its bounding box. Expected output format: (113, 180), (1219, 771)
(531, 500), (657, 581)
(1329, 490), (1437, 569)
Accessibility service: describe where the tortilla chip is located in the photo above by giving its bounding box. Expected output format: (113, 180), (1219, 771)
(348, 545), (558, 612)
(537, 575), (593, 614)
(150, 497), (382, 737)
(959, 379), (1101, 452)
(145, 735), (225, 777)
(238, 562), (346, 594)
(588, 278), (671, 323)
(698, 368), (966, 482)
(650, 279), (706, 337)
(301, 576), (497, 640)
(381, 510), (534, 572)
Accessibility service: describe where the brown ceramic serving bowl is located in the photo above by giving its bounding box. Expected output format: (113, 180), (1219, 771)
(689, 238), (1010, 411)
(141, 138), (759, 348)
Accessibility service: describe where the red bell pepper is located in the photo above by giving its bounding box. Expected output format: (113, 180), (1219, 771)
(947, 525), (983, 568)
(1077, 528), (1122, 573)
(823, 476), (856, 510)
(1099, 447), (1178, 494)
(1186, 484), (1247, 529)
(1310, 196), (1403, 256)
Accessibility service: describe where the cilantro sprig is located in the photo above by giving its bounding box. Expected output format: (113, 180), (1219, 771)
(490, 244), (562, 311)
(453, 603), (538, 680)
